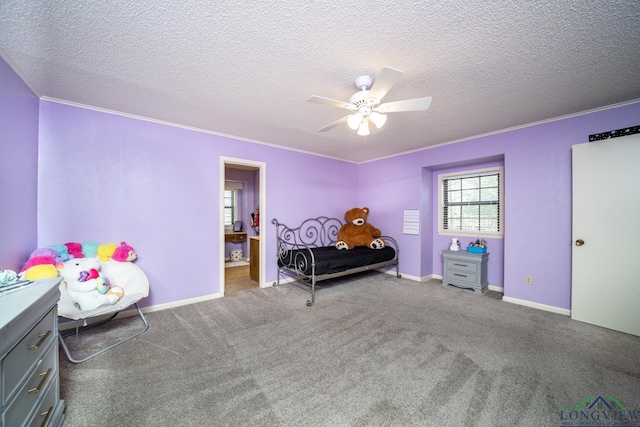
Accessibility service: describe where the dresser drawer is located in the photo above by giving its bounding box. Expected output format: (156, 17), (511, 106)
(444, 269), (478, 286)
(445, 259), (478, 274)
(2, 308), (56, 405)
(26, 375), (60, 427)
(4, 341), (57, 427)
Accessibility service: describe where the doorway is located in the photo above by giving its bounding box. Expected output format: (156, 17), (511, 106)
(220, 157), (266, 296)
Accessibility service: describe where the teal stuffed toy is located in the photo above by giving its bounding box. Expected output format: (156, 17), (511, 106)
(82, 242), (100, 258)
(49, 244), (70, 261)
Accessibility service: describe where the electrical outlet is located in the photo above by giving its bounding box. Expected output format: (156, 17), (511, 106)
(525, 276), (533, 285)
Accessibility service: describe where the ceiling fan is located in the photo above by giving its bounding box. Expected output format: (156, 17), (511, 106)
(307, 66), (432, 136)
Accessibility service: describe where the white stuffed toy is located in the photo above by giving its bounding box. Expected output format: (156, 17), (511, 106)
(60, 257), (124, 311)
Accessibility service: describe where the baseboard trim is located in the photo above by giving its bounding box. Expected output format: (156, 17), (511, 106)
(59, 293), (224, 330)
(502, 296), (570, 316)
(376, 268), (421, 282)
(408, 275), (569, 316)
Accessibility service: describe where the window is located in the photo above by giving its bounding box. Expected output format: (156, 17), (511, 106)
(224, 181), (243, 227)
(224, 189), (236, 226)
(438, 166), (503, 238)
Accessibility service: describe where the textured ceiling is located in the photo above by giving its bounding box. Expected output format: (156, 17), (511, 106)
(1, 1), (639, 163)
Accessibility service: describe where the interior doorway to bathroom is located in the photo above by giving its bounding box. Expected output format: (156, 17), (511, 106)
(220, 157), (266, 296)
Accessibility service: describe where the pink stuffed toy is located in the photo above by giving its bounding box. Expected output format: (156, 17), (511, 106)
(112, 242), (137, 262)
(21, 247), (63, 272)
(65, 242), (85, 259)
(79, 268), (111, 294)
(21, 255), (57, 272)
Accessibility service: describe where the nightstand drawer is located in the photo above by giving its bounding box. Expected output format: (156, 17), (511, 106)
(445, 269), (478, 285)
(4, 342), (57, 427)
(3, 308), (56, 404)
(445, 259), (478, 274)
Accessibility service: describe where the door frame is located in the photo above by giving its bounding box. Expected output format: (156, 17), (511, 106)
(219, 156), (267, 295)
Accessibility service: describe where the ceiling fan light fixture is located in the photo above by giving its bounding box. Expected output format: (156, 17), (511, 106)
(369, 112), (387, 129)
(307, 66), (432, 136)
(357, 120), (370, 136)
(347, 113), (362, 130)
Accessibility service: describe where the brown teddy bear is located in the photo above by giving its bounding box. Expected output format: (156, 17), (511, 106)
(336, 207), (386, 250)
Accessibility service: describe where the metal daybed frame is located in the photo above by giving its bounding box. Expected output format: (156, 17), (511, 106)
(272, 216), (400, 306)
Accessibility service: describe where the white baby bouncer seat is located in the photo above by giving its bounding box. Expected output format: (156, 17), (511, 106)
(57, 260), (150, 363)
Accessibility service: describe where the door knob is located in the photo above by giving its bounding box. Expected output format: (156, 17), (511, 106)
(575, 239), (585, 246)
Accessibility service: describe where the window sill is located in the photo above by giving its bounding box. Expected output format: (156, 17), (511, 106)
(438, 230), (503, 239)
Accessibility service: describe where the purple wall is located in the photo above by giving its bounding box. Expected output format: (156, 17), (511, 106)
(37, 101), (358, 307)
(359, 102), (640, 310)
(0, 57), (39, 271)
(5, 53), (640, 313)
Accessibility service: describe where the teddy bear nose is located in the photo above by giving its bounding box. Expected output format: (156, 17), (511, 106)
(354, 219), (364, 225)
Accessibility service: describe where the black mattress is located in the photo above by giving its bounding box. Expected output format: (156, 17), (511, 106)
(278, 246), (396, 276)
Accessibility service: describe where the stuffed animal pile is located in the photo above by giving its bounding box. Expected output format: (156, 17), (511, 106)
(19, 241), (138, 310)
(58, 257), (124, 311)
(336, 207), (386, 250)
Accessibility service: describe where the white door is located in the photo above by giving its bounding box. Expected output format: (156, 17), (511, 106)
(571, 133), (640, 336)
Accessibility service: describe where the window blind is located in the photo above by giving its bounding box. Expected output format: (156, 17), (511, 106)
(442, 172), (500, 233)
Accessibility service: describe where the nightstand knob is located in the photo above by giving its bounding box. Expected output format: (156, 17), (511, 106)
(575, 239), (585, 246)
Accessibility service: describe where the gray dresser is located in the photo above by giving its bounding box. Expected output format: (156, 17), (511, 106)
(0, 278), (65, 427)
(442, 250), (489, 294)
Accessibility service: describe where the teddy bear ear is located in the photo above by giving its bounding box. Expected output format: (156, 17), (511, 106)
(362, 207), (369, 214)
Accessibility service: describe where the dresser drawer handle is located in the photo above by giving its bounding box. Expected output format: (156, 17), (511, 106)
(27, 330), (51, 350)
(39, 406), (53, 427)
(454, 273), (468, 277)
(28, 368), (52, 394)
(453, 263), (468, 267)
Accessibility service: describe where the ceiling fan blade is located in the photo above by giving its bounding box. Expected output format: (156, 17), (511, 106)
(317, 115), (349, 132)
(367, 66), (404, 102)
(307, 95), (355, 110)
(377, 96), (432, 113)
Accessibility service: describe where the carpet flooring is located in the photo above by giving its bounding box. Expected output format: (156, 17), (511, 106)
(58, 272), (640, 426)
